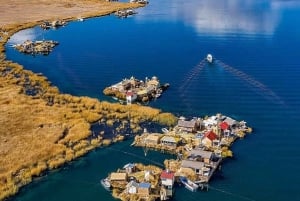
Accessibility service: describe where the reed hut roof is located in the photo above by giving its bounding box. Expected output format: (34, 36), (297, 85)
(110, 172), (127, 181)
(224, 117), (237, 126)
(145, 134), (162, 142)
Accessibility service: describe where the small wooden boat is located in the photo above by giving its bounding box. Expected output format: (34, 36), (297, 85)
(179, 176), (199, 192)
(100, 177), (111, 190)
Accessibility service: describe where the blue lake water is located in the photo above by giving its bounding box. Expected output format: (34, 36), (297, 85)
(5, 0), (300, 200)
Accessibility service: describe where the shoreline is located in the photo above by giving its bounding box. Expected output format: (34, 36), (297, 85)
(0, 1), (178, 200)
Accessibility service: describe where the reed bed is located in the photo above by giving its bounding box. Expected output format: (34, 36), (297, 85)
(0, 1), (177, 200)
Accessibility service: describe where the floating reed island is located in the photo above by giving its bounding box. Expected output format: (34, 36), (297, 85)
(115, 9), (138, 18)
(13, 40), (59, 55)
(133, 114), (252, 157)
(101, 163), (176, 201)
(40, 20), (67, 30)
(133, 114), (251, 188)
(103, 76), (170, 104)
(102, 161), (212, 201)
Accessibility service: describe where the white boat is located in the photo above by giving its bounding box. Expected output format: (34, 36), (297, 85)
(179, 176), (199, 192)
(112, 97), (119, 101)
(206, 54), (213, 63)
(100, 177), (111, 190)
(126, 9), (137, 15)
(77, 17), (84, 22)
(155, 93), (161, 98)
(161, 128), (169, 133)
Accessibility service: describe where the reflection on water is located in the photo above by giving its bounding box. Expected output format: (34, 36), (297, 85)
(271, 0), (300, 9)
(8, 0), (300, 46)
(8, 28), (44, 45)
(136, 0), (300, 35)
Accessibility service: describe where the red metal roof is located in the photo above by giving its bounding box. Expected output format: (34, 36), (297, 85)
(220, 121), (229, 130)
(204, 130), (218, 141)
(126, 91), (134, 96)
(160, 170), (174, 179)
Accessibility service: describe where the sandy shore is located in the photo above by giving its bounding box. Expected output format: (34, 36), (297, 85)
(0, 1), (177, 200)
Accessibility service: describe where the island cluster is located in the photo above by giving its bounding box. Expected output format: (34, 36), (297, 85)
(102, 113), (252, 201)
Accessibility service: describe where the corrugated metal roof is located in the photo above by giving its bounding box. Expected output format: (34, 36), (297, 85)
(110, 172), (127, 181)
(224, 117), (237, 126)
(161, 170), (175, 179)
(220, 121), (229, 130)
(177, 119), (196, 128)
(204, 131), (218, 141)
(188, 149), (212, 159)
(139, 182), (151, 189)
(181, 160), (204, 170)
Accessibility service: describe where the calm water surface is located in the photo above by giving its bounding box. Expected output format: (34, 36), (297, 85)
(6, 0), (300, 200)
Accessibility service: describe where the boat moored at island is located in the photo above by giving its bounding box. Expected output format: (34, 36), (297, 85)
(101, 177), (111, 190)
(179, 176), (199, 192)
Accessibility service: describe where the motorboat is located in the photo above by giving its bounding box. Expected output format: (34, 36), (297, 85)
(155, 93), (161, 98)
(100, 177), (111, 190)
(179, 176), (199, 192)
(206, 54), (213, 63)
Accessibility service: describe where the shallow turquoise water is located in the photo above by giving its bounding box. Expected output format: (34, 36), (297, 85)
(5, 0), (300, 200)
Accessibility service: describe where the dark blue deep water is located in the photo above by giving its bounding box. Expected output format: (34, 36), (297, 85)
(5, 0), (300, 200)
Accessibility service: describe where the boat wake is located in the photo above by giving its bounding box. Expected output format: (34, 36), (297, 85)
(179, 59), (206, 92)
(178, 58), (207, 111)
(215, 59), (286, 106)
(209, 185), (257, 201)
(178, 55), (286, 110)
